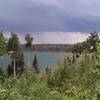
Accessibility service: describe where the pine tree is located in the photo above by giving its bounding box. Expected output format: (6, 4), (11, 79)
(7, 33), (25, 76)
(32, 54), (39, 73)
(0, 31), (7, 56)
(72, 54), (75, 64)
(7, 32), (19, 52)
(87, 31), (99, 52)
(7, 64), (12, 76)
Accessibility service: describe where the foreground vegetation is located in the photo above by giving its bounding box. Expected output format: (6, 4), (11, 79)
(0, 31), (100, 99)
(0, 52), (100, 100)
(0, 72), (57, 100)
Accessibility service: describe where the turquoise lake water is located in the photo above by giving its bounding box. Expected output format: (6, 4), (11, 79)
(0, 51), (65, 70)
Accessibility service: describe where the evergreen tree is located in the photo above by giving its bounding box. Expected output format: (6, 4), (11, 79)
(7, 32), (19, 52)
(7, 64), (12, 76)
(32, 54), (39, 73)
(7, 32), (25, 76)
(0, 31), (7, 77)
(72, 31), (99, 53)
(87, 31), (99, 52)
(72, 54), (75, 64)
(72, 43), (83, 54)
(25, 34), (33, 47)
(0, 31), (7, 55)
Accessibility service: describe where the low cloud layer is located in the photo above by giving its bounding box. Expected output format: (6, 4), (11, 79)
(4, 32), (88, 44)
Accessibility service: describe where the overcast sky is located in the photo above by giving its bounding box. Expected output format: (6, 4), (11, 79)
(0, 0), (100, 44)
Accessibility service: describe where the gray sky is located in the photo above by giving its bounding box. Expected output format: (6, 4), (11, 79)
(0, 0), (100, 43)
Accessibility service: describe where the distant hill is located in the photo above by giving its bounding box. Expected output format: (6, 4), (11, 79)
(21, 44), (73, 52)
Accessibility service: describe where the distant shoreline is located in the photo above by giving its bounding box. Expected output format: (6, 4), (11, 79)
(21, 44), (73, 52)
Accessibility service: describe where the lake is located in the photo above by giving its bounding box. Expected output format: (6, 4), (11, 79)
(0, 51), (66, 71)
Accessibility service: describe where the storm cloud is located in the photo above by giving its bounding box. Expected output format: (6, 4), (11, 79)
(0, 0), (100, 44)
(0, 0), (100, 32)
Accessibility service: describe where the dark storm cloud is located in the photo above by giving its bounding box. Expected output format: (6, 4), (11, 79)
(0, 0), (100, 32)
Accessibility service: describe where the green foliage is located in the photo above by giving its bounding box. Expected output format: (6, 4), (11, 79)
(7, 32), (19, 52)
(25, 34), (33, 47)
(7, 32), (25, 76)
(0, 31), (7, 56)
(93, 41), (100, 76)
(0, 52), (100, 100)
(87, 32), (99, 52)
(72, 31), (99, 53)
(72, 43), (83, 54)
(32, 54), (39, 73)
(0, 71), (63, 100)
(0, 67), (6, 83)
(47, 53), (100, 99)
(10, 49), (25, 76)
(0, 31), (100, 100)
(72, 54), (75, 64)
